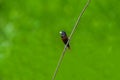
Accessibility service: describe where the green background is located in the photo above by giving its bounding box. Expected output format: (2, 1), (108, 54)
(0, 0), (120, 80)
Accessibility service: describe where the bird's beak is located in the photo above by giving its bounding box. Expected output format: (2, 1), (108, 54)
(59, 31), (62, 34)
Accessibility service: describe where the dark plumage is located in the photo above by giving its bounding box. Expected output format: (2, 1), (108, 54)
(60, 31), (70, 49)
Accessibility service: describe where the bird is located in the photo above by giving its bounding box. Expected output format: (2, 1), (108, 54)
(60, 31), (70, 49)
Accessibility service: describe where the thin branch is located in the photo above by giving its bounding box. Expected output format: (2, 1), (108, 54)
(52, 0), (91, 80)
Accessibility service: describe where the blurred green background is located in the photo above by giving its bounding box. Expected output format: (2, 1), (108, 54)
(0, 0), (120, 80)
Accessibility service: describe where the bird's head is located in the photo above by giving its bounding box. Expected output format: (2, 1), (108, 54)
(59, 31), (66, 37)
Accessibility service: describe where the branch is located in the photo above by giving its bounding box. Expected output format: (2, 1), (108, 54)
(52, 0), (91, 80)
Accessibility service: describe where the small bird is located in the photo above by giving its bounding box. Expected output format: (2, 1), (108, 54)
(60, 31), (70, 49)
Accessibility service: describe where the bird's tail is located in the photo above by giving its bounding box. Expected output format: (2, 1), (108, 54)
(67, 44), (70, 49)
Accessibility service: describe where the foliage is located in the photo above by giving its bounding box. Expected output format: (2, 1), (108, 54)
(0, 0), (120, 80)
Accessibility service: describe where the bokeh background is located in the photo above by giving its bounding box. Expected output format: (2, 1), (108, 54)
(0, 0), (120, 80)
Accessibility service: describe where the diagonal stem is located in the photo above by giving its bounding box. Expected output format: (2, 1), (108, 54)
(52, 0), (91, 80)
